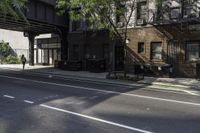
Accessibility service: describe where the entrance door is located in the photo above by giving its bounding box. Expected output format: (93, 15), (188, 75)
(168, 40), (179, 64)
(168, 40), (180, 75)
(115, 45), (124, 71)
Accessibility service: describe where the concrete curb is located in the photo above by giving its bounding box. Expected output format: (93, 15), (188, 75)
(0, 67), (135, 87)
(25, 70), (140, 87)
(19, 70), (200, 90)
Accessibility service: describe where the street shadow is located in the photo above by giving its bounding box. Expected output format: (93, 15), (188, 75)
(0, 76), (151, 133)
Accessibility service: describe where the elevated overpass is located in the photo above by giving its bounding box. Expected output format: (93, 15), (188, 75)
(0, 0), (69, 65)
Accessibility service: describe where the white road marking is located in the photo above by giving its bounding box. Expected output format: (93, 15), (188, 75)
(24, 100), (34, 104)
(40, 104), (154, 133)
(143, 87), (200, 96)
(3, 95), (15, 99)
(182, 90), (199, 96)
(121, 92), (200, 106)
(3, 68), (199, 96)
(76, 101), (85, 105)
(1, 75), (200, 107)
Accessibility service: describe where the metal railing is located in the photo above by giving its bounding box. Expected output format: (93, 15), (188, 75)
(149, 2), (200, 25)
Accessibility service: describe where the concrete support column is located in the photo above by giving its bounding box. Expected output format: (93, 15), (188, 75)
(28, 34), (35, 66)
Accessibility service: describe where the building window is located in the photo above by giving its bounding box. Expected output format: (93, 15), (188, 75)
(170, 7), (180, 19)
(116, 3), (126, 27)
(184, 0), (196, 5)
(183, 0), (197, 17)
(71, 20), (81, 31)
(137, 1), (147, 25)
(138, 42), (144, 53)
(186, 42), (200, 61)
(151, 42), (162, 60)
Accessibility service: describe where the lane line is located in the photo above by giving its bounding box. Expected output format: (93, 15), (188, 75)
(40, 104), (153, 133)
(76, 101), (85, 105)
(3, 95), (15, 99)
(1, 69), (199, 96)
(0, 75), (200, 107)
(24, 100), (34, 104)
(142, 87), (200, 96)
(182, 90), (199, 96)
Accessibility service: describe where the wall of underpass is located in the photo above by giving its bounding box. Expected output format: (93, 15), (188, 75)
(0, 29), (29, 59)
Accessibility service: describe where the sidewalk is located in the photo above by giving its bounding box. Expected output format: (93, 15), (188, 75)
(0, 64), (107, 79)
(0, 64), (200, 90)
(139, 77), (200, 90)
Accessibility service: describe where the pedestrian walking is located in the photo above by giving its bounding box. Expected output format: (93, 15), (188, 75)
(21, 54), (26, 70)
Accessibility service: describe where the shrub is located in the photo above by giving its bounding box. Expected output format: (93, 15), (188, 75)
(5, 55), (20, 64)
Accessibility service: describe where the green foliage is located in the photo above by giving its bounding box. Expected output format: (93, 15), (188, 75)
(156, 0), (164, 8)
(57, 0), (136, 42)
(0, 41), (12, 63)
(0, 0), (28, 22)
(0, 40), (20, 64)
(5, 55), (20, 64)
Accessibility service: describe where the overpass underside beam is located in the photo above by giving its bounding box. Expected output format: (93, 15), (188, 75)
(0, 14), (59, 34)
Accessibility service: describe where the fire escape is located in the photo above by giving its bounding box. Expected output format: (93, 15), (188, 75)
(148, 0), (200, 73)
(149, 0), (200, 36)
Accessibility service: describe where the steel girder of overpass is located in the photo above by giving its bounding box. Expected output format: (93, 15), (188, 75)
(0, 0), (68, 34)
(0, 0), (69, 65)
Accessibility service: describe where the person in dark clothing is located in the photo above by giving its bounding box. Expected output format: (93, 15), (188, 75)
(21, 54), (26, 70)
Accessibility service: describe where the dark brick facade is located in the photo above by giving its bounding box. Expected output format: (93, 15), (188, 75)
(68, 30), (111, 71)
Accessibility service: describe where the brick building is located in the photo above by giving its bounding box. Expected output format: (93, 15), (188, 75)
(123, 0), (200, 77)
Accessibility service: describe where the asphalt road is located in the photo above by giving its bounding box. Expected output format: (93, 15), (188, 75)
(0, 69), (200, 133)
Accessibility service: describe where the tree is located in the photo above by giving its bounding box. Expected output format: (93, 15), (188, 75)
(57, 0), (137, 71)
(0, 0), (27, 21)
(0, 41), (12, 64)
(156, 0), (164, 8)
(58, 0), (136, 41)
